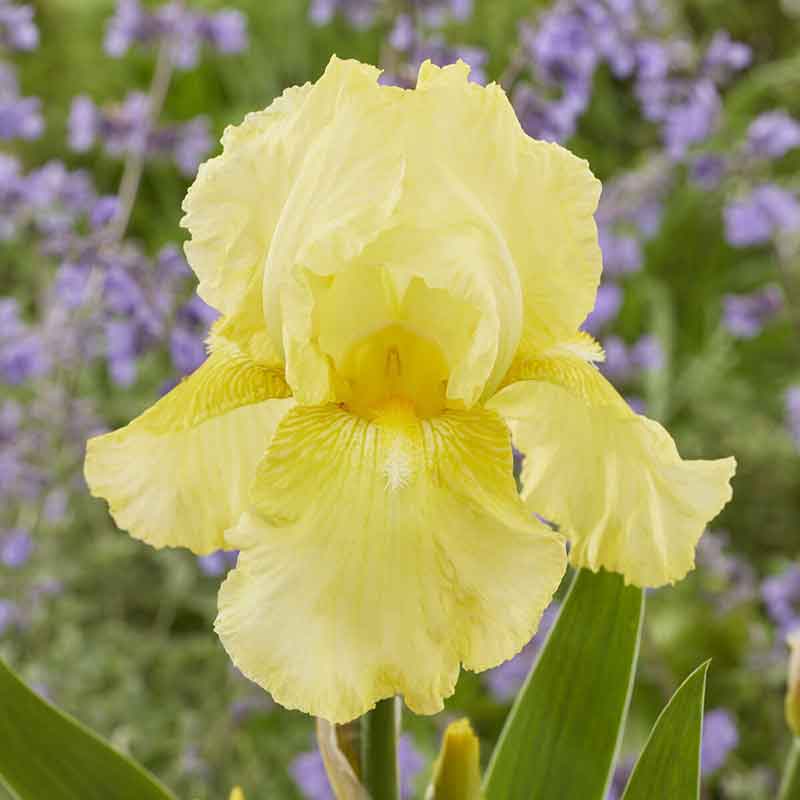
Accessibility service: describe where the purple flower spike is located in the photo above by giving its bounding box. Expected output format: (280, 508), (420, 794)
(1, 527), (33, 567)
(724, 185), (800, 247)
(0, 1), (39, 50)
(484, 603), (559, 701)
(703, 31), (752, 81)
(762, 565), (800, 636)
(787, 386), (800, 449)
(722, 285), (783, 339)
(701, 708), (738, 775)
(599, 227), (642, 276)
(201, 10), (248, 54)
(746, 111), (800, 160)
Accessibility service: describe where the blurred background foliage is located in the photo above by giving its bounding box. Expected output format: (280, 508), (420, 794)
(1, 0), (799, 798)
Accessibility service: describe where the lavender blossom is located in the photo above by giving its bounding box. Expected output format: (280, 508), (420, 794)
(583, 283), (623, 334)
(787, 386), (800, 449)
(105, 0), (248, 67)
(690, 154), (726, 190)
(723, 185), (800, 247)
(703, 30), (752, 82)
(0, 0), (38, 51)
(197, 549), (239, 577)
(1, 527), (33, 567)
(484, 603), (560, 701)
(598, 227), (642, 276)
(745, 110), (800, 160)
(662, 79), (720, 159)
(309, 0), (378, 29)
(701, 708), (738, 775)
(290, 734), (423, 799)
(722, 286), (783, 339)
(762, 565), (800, 636)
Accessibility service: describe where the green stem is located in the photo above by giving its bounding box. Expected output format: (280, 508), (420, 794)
(779, 738), (800, 800)
(360, 697), (399, 800)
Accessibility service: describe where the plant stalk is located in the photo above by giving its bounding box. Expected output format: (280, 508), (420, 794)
(360, 697), (399, 800)
(779, 738), (800, 800)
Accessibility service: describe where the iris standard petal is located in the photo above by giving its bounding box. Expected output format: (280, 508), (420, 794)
(182, 56), (389, 339)
(406, 61), (602, 385)
(85, 340), (293, 554)
(488, 356), (735, 588)
(215, 403), (566, 723)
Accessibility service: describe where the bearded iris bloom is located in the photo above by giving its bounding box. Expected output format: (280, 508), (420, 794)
(85, 57), (735, 723)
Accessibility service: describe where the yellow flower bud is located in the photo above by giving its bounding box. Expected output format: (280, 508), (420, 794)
(426, 718), (482, 800)
(786, 632), (800, 736)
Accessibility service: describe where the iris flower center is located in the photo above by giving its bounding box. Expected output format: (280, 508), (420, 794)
(335, 324), (449, 420)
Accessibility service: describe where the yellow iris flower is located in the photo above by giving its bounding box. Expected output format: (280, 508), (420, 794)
(84, 57), (735, 724)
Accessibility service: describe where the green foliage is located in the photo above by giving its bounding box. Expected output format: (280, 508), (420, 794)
(620, 662), (709, 800)
(0, 659), (175, 800)
(483, 569), (644, 800)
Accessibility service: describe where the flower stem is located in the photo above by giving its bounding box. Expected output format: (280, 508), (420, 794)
(360, 697), (399, 800)
(779, 738), (800, 800)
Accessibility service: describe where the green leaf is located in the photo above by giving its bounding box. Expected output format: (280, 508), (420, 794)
(483, 568), (644, 800)
(621, 661), (710, 800)
(0, 659), (176, 800)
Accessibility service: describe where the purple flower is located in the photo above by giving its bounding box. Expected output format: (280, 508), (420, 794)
(170, 326), (206, 375)
(1, 527), (32, 567)
(308, 0), (378, 29)
(0, 331), (49, 384)
(0, 93), (43, 140)
(197, 549), (238, 577)
(484, 603), (559, 701)
(0, 1), (38, 50)
(89, 195), (119, 230)
(690, 154), (726, 190)
(290, 734), (423, 799)
(104, 0), (151, 57)
(583, 283), (623, 334)
(746, 110), (800, 160)
(68, 95), (99, 152)
(722, 285), (783, 339)
(762, 565), (800, 636)
(701, 708), (738, 775)
(723, 185), (800, 247)
(787, 386), (800, 449)
(599, 227), (642, 275)
(105, 320), (139, 387)
(523, 12), (597, 90)
(703, 31), (752, 82)
(600, 335), (632, 382)
(662, 79), (720, 159)
(512, 82), (583, 143)
(200, 10), (248, 54)
(630, 334), (664, 371)
(172, 117), (212, 177)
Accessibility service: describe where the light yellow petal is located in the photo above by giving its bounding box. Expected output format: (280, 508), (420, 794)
(488, 358), (735, 587)
(182, 56), (394, 399)
(215, 404), (566, 723)
(85, 344), (293, 554)
(405, 61), (602, 388)
(228, 789), (245, 800)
